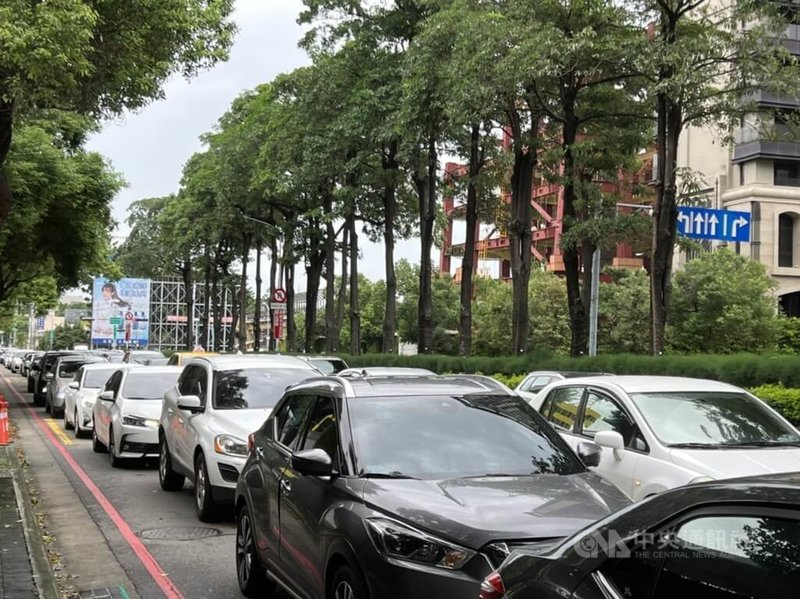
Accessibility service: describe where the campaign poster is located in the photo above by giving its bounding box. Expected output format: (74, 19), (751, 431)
(91, 278), (151, 347)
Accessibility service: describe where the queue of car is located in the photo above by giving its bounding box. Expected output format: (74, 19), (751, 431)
(1, 349), (799, 599)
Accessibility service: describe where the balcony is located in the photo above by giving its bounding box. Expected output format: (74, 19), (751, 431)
(743, 89), (800, 109)
(733, 123), (800, 163)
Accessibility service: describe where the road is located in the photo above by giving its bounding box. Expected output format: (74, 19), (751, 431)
(0, 368), (280, 599)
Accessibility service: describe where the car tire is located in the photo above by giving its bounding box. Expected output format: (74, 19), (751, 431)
(74, 410), (83, 438)
(194, 453), (219, 522)
(159, 436), (185, 491)
(27, 378), (33, 393)
(108, 427), (121, 468)
(44, 395), (51, 414)
(236, 504), (275, 597)
(92, 428), (106, 453)
(64, 406), (73, 430)
(329, 564), (367, 599)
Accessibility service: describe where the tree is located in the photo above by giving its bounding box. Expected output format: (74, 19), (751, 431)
(639, 0), (794, 353)
(0, 0), (235, 229)
(668, 249), (780, 353)
(598, 269), (651, 354)
(39, 324), (89, 351)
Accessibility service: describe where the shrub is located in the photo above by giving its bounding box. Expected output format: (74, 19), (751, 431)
(748, 384), (800, 426)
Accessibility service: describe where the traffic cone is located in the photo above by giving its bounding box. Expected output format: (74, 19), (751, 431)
(0, 396), (8, 445)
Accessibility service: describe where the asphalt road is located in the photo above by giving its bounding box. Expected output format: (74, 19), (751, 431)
(1, 367), (288, 599)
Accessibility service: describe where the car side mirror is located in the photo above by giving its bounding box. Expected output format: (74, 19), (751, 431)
(44, 372), (54, 381)
(577, 441), (602, 467)
(594, 430), (625, 461)
(291, 448), (333, 477)
(98, 390), (115, 402)
(68, 382), (79, 390)
(177, 395), (202, 413)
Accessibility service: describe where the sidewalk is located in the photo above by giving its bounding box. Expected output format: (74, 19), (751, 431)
(0, 440), (59, 599)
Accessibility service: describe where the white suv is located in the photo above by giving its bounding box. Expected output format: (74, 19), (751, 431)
(158, 355), (319, 521)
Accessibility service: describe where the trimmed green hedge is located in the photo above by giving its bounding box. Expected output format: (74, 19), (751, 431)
(749, 384), (800, 426)
(342, 352), (800, 389)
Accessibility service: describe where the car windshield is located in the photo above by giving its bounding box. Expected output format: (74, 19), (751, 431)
(122, 372), (179, 400)
(348, 394), (585, 479)
(84, 370), (114, 388)
(214, 368), (314, 410)
(630, 392), (800, 446)
(309, 359), (346, 374)
(59, 362), (84, 378)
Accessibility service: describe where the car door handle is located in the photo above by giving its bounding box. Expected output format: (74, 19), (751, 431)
(280, 480), (292, 495)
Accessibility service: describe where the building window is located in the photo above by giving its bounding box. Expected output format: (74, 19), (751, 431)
(779, 213), (796, 267)
(775, 161), (800, 186)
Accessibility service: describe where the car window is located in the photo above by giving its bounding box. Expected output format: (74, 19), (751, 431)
(526, 376), (554, 392)
(104, 371), (123, 397)
(178, 365), (207, 404)
(84, 369), (114, 388)
(122, 372), (180, 400)
(299, 397), (339, 467)
(581, 391), (637, 445)
(167, 354), (178, 365)
(213, 368), (314, 410)
(348, 394), (585, 479)
(274, 395), (316, 449)
(59, 361), (84, 378)
(74, 367), (85, 385)
(546, 387), (584, 431)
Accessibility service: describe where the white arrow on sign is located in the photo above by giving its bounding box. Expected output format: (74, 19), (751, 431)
(678, 211), (692, 234)
(732, 216), (748, 236)
(707, 214), (719, 236)
(694, 213), (705, 235)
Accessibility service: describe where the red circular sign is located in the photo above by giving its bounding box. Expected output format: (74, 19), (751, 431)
(125, 311), (135, 321)
(271, 288), (287, 303)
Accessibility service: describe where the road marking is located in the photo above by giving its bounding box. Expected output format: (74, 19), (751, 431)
(44, 419), (73, 446)
(1, 374), (185, 599)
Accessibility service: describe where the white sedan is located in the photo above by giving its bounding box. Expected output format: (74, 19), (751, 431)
(64, 363), (123, 437)
(93, 365), (182, 467)
(536, 376), (800, 501)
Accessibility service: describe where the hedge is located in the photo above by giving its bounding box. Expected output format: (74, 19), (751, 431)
(748, 384), (800, 427)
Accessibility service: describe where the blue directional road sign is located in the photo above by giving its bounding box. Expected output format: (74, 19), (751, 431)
(677, 206), (750, 243)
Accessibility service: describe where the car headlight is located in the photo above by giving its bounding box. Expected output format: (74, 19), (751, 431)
(365, 517), (475, 570)
(214, 434), (248, 457)
(122, 415), (158, 428)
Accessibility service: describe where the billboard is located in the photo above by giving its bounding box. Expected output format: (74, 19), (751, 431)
(91, 278), (151, 347)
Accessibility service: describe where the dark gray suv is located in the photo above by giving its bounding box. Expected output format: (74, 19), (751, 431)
(234, 375), (631, 599)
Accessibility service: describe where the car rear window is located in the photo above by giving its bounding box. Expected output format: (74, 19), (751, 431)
(214, 368), (314, 410)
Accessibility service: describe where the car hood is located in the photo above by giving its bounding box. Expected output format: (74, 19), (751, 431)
(122, 399), (163, 420)
(670, 447), (800, 479)
(207, 409), (273, 440)
(362, 471), (630, 549)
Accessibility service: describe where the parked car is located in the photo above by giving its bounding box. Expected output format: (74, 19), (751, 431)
(93, 365), (182, 467)
(481, 473), (800, 599)
(158, 355), (319, 521)
(535, 375), (800, 501)
(45, 355), (108, 417)
(9, 350), (26, 373)
(64, 363), (125, 438)
(233, 374), (631, 599)
(27, 356), (44, 392)
(515, 371), (613, 406)
(22, 351), (44, 378)
(166, 351), (218, 366)
(33, 351), (88, 406)
(296, 355), (349, 374)
(337, 366), (436, 377)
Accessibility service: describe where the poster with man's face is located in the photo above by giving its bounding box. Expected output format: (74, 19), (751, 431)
(91, 278), (151, 347)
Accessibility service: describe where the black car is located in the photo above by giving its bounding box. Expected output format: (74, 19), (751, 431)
(482, 473), (800, 599)
(234, 375), (631, 599)
(32, 350), (88, 406)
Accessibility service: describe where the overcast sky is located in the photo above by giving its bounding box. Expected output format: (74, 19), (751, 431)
(86, 0), (424, 290)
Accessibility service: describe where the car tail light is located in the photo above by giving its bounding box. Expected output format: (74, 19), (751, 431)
(479, 571), (505, 599)
(247, 433), (255, 452)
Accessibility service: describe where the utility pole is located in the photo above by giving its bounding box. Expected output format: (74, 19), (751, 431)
(588, 248), (601, 357)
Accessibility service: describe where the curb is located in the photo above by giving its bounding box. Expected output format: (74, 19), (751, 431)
(1, 443), (61, 599)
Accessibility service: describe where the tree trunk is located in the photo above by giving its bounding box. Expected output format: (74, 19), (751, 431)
(508, 110), (537, 354)
(0, 100), (14, 231)
(230, 284), (239, 352)
(254, 239), (262, 352)
(238, 235), (250, 351)
(459, 124), (482, 356)
(269, 238), (279, 351)
(382, 140), (399, 354)
(416, 136), (437, 354)
(323, 195), (337, 353)
(650, 12), (682, 355)
(304, 245), (325, 353)
(284, 238), (297, 351)
(334, 225), (348, 345)
(182, 254), (194, 350)
(349, 217), (361, 355)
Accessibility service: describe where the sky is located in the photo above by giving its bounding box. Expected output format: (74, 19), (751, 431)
(86, 0), (425, 291)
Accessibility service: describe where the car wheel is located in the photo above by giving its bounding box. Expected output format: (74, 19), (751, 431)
(92, 428), (106, 453)
(26, 378), (33, 393)
(329, 564), (367, 599)
(44, 395), (51, 414)
(159, 436), (185, 491)
(64, 406), (73, 430)
(194, 453), (219, 522)
(236, 504), (275, 597)
(108, 427), (121, 468)
(74, 410), (85, 438)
